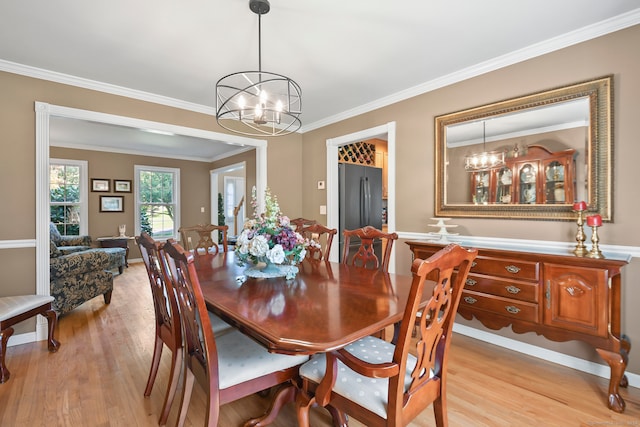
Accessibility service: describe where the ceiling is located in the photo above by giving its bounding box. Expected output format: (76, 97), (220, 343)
(2, 1), (639, 160)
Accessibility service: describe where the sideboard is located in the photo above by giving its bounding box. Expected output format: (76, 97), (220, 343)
(406, 240), (631, 412)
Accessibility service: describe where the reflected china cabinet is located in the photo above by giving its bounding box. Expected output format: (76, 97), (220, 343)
(471, 145), (576, 205)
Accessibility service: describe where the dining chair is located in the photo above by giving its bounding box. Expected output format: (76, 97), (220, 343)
(178, 224), (228, 255)
(160, 239), (309, 427)
(297, 223), (337, 261)
(1, 295), (59, 384)
(289, 217), (317, 230)
(296, 243), (478, 427)
(137, 232), (233, 425)
(341, 225), (398, 272)
(136, 232), (183, 425)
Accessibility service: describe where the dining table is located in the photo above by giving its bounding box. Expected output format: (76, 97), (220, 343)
(193, 251), (430, 425)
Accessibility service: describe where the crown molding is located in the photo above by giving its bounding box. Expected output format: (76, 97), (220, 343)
(300, 9), (640, 132)
(1, 9), (639, 133)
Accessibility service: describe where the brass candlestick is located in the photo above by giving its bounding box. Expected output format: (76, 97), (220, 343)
(587, 225), (604, 259)
(573, 210), (587, 257)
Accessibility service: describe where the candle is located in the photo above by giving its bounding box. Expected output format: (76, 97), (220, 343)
(586, 214), (602, 227)
(573, 201), (587, 211)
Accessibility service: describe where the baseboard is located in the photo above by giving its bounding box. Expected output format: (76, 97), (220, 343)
(453, 323), (639, 389)
(6, 332), (38, 347)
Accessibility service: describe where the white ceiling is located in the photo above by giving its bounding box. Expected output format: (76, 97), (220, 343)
(2, 1), (639, 159)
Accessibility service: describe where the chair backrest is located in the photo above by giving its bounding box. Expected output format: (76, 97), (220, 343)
(388, 243), (477, 425)
(341, 225), (398, 272)
(289, 217), (317, 230)
(160, 239), (222, 425)
(297, 223), (337, 261)
(179, 224), (228, 255)
(325, 243), (477, 427)
(136, 232), (181, 350)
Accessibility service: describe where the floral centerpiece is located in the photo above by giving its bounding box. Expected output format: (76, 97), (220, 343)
(235, 187), (308, 278)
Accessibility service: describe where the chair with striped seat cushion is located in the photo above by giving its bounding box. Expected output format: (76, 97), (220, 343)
(0, 295), (60, 383)
(296, 243), (477, 427)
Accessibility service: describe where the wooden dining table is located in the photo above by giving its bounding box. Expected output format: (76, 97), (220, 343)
(194, 252), (422, 355)
(193, 251), (429, 426)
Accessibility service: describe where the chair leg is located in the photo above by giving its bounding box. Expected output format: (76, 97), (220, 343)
(176, 366), (195, 427)
(433, 394), (447, 427)
(144, 334), (163, 397)
(0, 327), (15, 384)
(295, 390), (314, 427)
(159, 347), (183, 426)
(43, 309), (60, 352)
(103, 291), (112, 304)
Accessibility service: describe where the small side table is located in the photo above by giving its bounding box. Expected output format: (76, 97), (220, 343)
(96, 236), (135, 268)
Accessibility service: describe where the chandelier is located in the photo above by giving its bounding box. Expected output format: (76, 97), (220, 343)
(464, 121), (505, 171)
(215, 0), (302, 137)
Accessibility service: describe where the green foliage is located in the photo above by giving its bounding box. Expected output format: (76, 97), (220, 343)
(218, 193), (225, 240)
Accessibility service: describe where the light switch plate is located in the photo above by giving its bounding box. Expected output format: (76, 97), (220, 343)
(317, 180), (325, 190)
(320, 205), (327, 215)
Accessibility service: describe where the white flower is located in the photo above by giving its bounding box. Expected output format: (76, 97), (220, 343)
(267, 244), (286, 264)
(249, 234), (269, 257)
(236, 230), (251, 254)
(297, 248), (307, 262)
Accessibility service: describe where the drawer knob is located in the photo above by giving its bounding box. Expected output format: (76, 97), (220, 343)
(463, 296), (477, 304)
(466, 278), (477, 286)
(505, 305), (521, 314)
(471, 261), (477, 268)
(505, 285), (521, 294)
(505, 265), (521, 274)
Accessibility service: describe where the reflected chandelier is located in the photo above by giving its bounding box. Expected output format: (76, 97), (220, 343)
(215, 0), (302, 137)
(464, 121), (505, 172)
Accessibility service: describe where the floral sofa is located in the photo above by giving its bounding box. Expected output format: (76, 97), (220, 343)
(49, 224), (126, 315)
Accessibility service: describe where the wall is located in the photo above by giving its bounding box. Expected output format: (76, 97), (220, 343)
(50, 146), (215, 259)
(300, 25), (640, 375)
(0, 70), (302, 329)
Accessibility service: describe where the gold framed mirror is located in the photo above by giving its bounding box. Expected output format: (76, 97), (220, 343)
(435, 76), (613, 221)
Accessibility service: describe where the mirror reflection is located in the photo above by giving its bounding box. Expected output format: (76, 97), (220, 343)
(435, 76), (612, 220)
(446, 98), (588, 205)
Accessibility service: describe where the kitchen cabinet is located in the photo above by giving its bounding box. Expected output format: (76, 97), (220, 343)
(407, 240), (631, 413)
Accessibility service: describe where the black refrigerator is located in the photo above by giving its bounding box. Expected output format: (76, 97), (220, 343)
(338, 163), (383, 262)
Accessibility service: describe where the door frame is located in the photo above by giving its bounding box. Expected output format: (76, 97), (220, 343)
(326, 122), (396, 272)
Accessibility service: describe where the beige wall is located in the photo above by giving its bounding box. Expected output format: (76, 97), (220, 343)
(0, 24), (637, 374)
(299, 25), (640, 374)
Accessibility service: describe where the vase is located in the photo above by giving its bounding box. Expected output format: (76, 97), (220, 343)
(244, 260), (298, 279)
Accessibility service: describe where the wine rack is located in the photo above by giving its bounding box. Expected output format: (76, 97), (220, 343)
(338, 141), (376, 166)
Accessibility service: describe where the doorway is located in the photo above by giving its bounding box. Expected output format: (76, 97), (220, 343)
(326, 122), (396, 272)
(211, 162), (246, 242)
(35, 102), (267, 318)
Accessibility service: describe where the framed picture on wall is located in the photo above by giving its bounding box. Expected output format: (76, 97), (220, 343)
(91, 178), (110, 192)
(114, 179), (132, 193)
(100, 196), (124, 212)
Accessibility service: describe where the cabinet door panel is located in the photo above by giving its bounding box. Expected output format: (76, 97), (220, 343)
(543, 264), (608, 337)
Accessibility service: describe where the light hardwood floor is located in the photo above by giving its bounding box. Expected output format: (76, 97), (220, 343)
(0, 263), (638, 426)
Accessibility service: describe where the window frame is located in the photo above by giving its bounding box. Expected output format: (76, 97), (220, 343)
(134, 165), (181, 241)
(49, 158), (88, 236)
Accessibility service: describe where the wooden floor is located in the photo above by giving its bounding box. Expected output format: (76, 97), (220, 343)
(1, 263), (638, 426)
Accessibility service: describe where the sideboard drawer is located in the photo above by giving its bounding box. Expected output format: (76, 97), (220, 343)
(459, 290), (539, 323)
(464, 274), (538, 303)
(471, 256), (540, 281)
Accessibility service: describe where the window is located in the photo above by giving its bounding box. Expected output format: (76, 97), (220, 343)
(49, 159), (88, 236)
(135, 165), (180, 240)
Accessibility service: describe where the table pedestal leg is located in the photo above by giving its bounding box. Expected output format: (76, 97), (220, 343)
(244, 383), (296, 427)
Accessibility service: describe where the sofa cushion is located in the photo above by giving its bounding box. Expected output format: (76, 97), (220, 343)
(49, 223), (63, 244)
(50, 241), (62, 258)
(50, 249), (112, 279)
